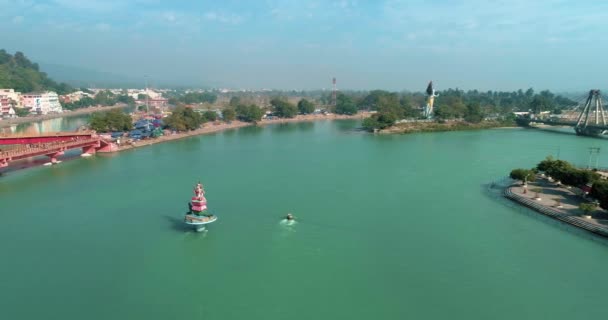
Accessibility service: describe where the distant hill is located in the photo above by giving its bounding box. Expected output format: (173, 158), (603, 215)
(0, 50), (72, 94)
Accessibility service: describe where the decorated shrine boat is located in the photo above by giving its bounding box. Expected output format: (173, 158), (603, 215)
(184, 182), (217, 232)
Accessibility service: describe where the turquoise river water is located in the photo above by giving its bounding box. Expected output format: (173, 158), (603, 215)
(1, 119), (607, 319)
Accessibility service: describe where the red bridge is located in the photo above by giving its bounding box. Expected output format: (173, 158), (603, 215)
(0, 131), (117, 168)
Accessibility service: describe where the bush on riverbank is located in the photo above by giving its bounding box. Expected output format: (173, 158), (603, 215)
(89, 109), (133, 132)
(164, 107), (204, 131)
(362, 113), (397, 131)
(235, 104), (264, 122)
(271, 98), (297, 118)
(591, 181), (608, 209)
(536, 156), (600, 186)
(510, 168), (537, 183)
(297, 99), (315, 114)
(222, 108), (236, 121)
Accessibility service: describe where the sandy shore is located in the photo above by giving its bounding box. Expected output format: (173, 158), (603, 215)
(0, 105), (126, 128)
(116, 112), (369, 152)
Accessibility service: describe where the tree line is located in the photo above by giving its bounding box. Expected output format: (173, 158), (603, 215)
(356, 88), (576, 131)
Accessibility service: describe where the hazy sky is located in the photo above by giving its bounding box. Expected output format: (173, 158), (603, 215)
(1, 0), (607, 91)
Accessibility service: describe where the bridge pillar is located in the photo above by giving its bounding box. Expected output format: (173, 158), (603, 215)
(96, 141), (118, 153)
(45, 151), (64, 164)
(82, 145), (97, 155)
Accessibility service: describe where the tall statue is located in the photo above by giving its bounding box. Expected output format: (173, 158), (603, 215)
(424, 81), (438, 119)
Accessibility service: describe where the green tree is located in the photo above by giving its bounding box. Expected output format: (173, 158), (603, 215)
(164, 107), (203, 131)
(362, 113), (397, 131)
(229, 96), (241, 107)
(509, 168), (536, 183)
(579, 203), (596, 216)
(591, 180), (608, 209)
(464, 102), (484, 123)
(181, 92), (217, 104)
(297, 99), (315, 114)
(235, 104), (264, 122)
(271, 98), (297, 118)
(222, 108), (236, 122)
(335, 93), (357, 115)
(202, 110), (218, 122)
(94, 90), (117, 106)
(117, 95), (135, 105)
(536, 157), (599, 186)
(137, 93), (149, 100)
(14, 108), (29, 117)
(89, 109), (133, 132)
(530, 94), (554, 114)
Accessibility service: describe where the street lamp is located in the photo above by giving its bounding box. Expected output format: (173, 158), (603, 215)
(523, 174), (529, 194)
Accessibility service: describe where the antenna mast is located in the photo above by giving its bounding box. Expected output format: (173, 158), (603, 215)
(331, 77), (337, 106)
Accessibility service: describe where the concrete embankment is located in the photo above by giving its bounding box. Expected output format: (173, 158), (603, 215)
(503, 183), (608, 238)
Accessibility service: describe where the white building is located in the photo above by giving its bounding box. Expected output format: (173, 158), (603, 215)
(0, 88), (23, 108)
(1, 94), (17, 118)
(127, 89), (162, 100)
(22, 91), (63, 114)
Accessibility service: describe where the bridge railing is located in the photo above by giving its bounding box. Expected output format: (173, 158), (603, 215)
(0, 131), (96, 138)
(0, 137), (99, 159)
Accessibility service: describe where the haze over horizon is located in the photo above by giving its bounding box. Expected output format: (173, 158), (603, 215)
(1, 0), (606, 91)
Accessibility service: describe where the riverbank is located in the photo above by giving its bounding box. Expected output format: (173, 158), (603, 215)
(116, 112), (369, 152)
(0, 105), (126, 128)
(380, 120), (516, 134)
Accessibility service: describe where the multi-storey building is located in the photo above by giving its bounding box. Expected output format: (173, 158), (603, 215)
(0, 95), (16, 118)
(0, 89), (22, 108)
(22, 91), (62, 114)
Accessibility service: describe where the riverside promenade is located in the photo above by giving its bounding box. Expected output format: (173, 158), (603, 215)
(504, 178), (608, 238)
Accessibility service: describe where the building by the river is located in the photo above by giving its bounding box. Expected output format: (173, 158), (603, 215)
(22, 91), (63, 115)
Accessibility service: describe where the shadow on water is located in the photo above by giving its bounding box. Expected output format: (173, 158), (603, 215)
(0, 152), (84, 176)
(333, 119), (360, 132)
(295, 121), (314, 131)
(163, 214), (192, 232)
(238, 125), (264, 136)
(269, 123), (299, 134)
